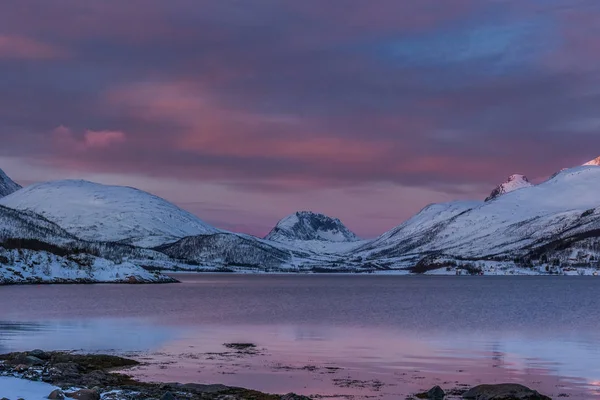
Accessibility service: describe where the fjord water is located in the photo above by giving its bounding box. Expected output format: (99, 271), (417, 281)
(1, 275), (599, 399)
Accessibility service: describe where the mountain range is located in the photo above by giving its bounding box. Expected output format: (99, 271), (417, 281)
(2, 158), (600, 282)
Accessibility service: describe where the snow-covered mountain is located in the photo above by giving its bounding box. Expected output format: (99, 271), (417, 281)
(0, 180), (219, 247)
(485, 174), (533, 201)
(354, 165), (600, 270)
(0, 168), (21, 198)
(266, 211), (359, 242)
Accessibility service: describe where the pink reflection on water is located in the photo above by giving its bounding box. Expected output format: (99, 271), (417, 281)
(124, 324), (600, 399)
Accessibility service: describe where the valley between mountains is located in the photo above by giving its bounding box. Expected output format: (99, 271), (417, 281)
(2, 158), (600, 283)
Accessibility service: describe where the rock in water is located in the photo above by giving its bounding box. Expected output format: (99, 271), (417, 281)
(462, 384), (551, 400)
(415, 385), (445, 399)
(428, 385), (445, 399)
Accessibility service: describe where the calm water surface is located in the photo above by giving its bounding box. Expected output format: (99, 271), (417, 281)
(1, 274), (599, 399)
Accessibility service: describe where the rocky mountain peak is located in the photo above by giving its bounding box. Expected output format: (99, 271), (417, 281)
(265, 211), (359, 242)
(485, 174), (532, 202)
(583, 156), (600, 166)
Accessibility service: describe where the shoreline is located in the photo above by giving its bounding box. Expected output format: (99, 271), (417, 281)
(1, 270), (598, 286)
(0, 350), (553, 400)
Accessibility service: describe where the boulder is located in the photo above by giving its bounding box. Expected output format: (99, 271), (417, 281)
(462, 384), (551, 400)
(26, 355), (45, 365)
(6, 353), (45, 366)
(65, 389), (100, 400)
(428, 385), (446, 399)
(14, 364), (30, 372)
(48, 389), (66, 399)
(416, 386), (445, 400)
(44, 362), (81, 383)
(29, 349), (50, 360)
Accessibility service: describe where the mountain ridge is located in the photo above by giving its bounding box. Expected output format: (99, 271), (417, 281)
(0, 168), (21, 198)
(3, 159), (600, 276)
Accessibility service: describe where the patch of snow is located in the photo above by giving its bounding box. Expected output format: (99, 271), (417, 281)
(0, 376), (59, 400)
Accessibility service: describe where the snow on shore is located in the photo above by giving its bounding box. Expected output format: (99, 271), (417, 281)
(0, 248), (175, 284)
(0, 376), (59, 400)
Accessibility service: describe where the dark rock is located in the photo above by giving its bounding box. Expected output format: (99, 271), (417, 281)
(79, 370), (116, 386)
(48, 389), (66, 399)
(427, 385), (445, 399)
(160, 392), (176, 400)
(1, 397), (9, 400)
(65, 389), (100, 400)
(5, 353), (45, 366)
(44, 362), (82, 384)
(29, 349), (50, 360)
(176, 383), (229, 393)
(26, 355), (45, 365)
(223, 343), (257, 350)
(462, 384), (551, 400)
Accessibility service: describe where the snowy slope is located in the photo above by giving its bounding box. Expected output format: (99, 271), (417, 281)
(0, 168), (21, 198)
(356, 166), (600, 265)
(0, 180), (219, 247)
(485, 174), (533, 201)
(0, 204), (78, 246)
(354, 200), (481, 260)
(265, 211), (359, 242)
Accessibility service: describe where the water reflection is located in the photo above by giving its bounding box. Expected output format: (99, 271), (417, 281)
(1, 319), (598, 398)
(0, 319), (178, 353)
(1, 275), (599, 399)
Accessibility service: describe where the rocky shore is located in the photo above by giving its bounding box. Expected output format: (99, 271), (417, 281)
(0, 351), (552, 400)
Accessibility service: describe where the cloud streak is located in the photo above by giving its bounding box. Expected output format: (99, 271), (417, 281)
(0, 35), (66, 59)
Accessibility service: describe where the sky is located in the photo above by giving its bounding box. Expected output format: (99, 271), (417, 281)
(1, 0), (600, 238)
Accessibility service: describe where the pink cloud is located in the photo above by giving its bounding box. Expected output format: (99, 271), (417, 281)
(106, 82), (390, 166)
(52, 126), (126, 151)
(0, 35), (66, 59)
(84, 130), (126, 148)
